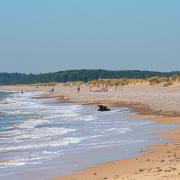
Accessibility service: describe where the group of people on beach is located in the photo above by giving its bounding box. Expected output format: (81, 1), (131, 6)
(76, 83), (119, 93)
(47, 82), (118, 95)
(89, 84), (108, 92)
(89, 83), (118, 92)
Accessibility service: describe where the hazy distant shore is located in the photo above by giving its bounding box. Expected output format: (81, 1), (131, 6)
(0, 83), (180, 180)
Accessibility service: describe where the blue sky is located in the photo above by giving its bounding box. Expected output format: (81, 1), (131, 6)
(0, 0), (179, 73)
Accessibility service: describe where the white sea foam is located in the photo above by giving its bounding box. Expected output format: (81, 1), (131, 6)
(0, 150), (64, 168)
(0, 136), (80, 152)
(0, 91), (157, 170)
(70, 115), (96, 121)
(80, 134), (105, 141)
(1, 127), (76, 142)
(105, 127), (132, 134)
(18, 119), (50, 129)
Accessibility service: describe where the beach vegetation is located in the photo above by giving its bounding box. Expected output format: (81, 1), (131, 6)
(163, 81), (173, 87)
(0, 70), (179, 85)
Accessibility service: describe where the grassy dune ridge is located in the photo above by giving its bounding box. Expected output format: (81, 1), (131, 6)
(14, 74), (180, 88)
(72, 74), (180, 87)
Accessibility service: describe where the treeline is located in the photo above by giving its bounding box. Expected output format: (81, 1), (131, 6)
(0, 69), (179, 85)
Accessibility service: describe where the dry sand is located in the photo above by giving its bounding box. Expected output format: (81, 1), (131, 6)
(1, 83), (180, 180)
(1, 83), (180, 115)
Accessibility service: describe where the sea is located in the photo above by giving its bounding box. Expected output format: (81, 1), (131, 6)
(0, 90), (176, 180)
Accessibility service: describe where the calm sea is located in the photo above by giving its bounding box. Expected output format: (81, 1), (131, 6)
(0, 91), (176, 180)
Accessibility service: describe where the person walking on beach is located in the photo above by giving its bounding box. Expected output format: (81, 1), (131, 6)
(115, 82), (118, 91)
(21, 90), (23, 95)
(77, 85), (80, 93)
(51, 87), (54, 93)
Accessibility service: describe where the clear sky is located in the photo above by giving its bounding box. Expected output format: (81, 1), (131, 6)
(0, 0), (179, 73)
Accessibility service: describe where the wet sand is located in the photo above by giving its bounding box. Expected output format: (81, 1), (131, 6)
(0, 83), (180, 179)
(52, 116), (180, 180)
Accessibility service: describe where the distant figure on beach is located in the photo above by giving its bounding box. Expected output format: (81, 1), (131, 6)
(77, 85), (80, 93)
(101, 84), (108, 92)
(51, 87), (54, 93)
(21, 90), (23, 95)
(115, 83), (118, 91)
(89, 84), (93, 91)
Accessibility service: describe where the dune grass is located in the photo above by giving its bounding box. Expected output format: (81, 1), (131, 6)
(87, 74), (180, 87)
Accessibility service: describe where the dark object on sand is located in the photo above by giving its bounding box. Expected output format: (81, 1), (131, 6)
(97, 105), (111, 111)
(77, 85), (80, 93)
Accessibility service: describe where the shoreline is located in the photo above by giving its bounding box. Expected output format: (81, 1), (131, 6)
(52, 116), (180, 180)
(0, 84), (180, 179)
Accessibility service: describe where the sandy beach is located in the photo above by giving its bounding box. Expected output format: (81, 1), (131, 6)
(1, 0), (179, 178)
(0, 83), (180, 180)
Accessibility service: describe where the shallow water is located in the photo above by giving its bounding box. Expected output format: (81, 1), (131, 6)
(0, 91), (177, 180)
